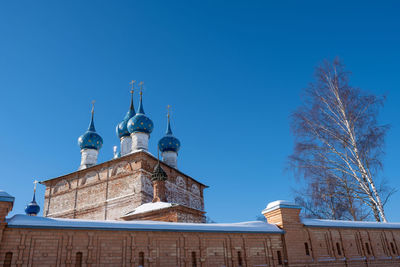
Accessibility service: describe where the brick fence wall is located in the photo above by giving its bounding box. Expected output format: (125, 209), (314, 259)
(0, 227), (284, 267)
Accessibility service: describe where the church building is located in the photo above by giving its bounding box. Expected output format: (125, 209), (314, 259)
(41, 83), (206, 223)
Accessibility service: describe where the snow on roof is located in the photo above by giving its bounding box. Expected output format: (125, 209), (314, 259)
(6, 214), (283, 234)
(262, 200), (301, 214)
(0, 190), (14, 202)
(124, 202), (177, 216)
(302, 218), (400, 229)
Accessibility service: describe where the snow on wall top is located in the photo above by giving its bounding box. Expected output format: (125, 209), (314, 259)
(262, 200), (301, 214)
(302, 218), (400, 229)
(6, 214), (284, 233)
(124, 202), (177, 216)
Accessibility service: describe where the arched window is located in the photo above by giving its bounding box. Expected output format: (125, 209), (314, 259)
(3, 252), (12, 267)
(390, 242), (397, 254)
(277, 251), (282, 265)
(336, 243), (342, 256)
(237, 251), (243, 266)
(365, 243), (371, 255)
(304, 242), (310, 256)
(75, 252), (82, 267)
(191, 251), (197, 267)
(139, 252), (145, 267)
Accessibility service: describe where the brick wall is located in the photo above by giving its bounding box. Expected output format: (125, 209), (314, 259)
(263, 203), (400, 267)
(0, 227), (284, 267)
(42, 151), (206, 222)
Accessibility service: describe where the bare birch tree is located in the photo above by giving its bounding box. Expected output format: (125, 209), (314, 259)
(289, 59), (392, 222)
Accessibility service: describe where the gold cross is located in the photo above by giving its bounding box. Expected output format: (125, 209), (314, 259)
(139, 81), (144, 96)
(33, 180), (39, 193)
(129, 80), (136, 94)
(167, 105), (171, 118)
(91, 100), (95, 114)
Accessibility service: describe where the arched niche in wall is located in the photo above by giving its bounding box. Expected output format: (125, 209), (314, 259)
(80, 171), (99, 186)
(52, 179), (71, 194)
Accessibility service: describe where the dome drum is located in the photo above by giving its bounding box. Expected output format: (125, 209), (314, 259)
(131, 132), (150, 151)
(161, 151), (178, 169)
(120, 135), (132, 156)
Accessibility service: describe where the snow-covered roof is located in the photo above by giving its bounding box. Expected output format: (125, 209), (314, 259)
(0, 190), (14, 203)
(6, 214), (283, 234)
(124, 202), (177, 216)
(262, 200), (301, 214)
(302, 218), (400, 230)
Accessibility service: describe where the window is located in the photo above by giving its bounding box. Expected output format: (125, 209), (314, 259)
(277, 251), (282, 265)
(365, 243), (371, 255)
(390, 242), (397, 254)
(336, 243), (342, 256)
(75, 252), (82, 267)
(304, 242), (310, 256)
(191, 252), (197, 267)
(3, 252), (12, 267)
(139, 252), (145, 267)
(237, 251), (243, 266)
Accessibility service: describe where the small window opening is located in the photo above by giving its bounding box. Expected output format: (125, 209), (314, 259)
(191, 251), (197, 267)
(3, 252), (12, 267)
(390, 242), (396, 254)
(139, 252), (145, 267)
(75, 252), (82, 267)
(304, 242), (310, 256)
(336, 243), (342, 256)
(277, 251), (283, 265)
(365, 243), (371, 255)
(237, 251), (243, 266)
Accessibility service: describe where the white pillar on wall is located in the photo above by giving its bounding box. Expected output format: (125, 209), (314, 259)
(120, 136), (132, 155)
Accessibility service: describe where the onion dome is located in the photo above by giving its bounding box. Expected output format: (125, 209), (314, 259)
(78, 103), (103, 150)
(151, 160), (168, 182)
(116, 87), (136, 138)
(127, 87), (154, 134)
(25, 181), (40, 216)
(158, 110), (181, 153)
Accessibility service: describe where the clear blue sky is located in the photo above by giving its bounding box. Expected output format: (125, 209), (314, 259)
(1, 1), (399, 223)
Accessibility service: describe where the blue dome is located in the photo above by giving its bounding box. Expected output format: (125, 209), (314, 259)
(116, 92), (136, 138)
(127, 93), (154, 134)
(78, 110), (103, 150)
(127, 114), (154, 134)
(25, 194), (40, 216)
(158, 116), (181, 153)
(159, 135), (181, 153)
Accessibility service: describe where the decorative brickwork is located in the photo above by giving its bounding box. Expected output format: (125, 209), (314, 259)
(41, 151), (207, 222)
(0, 227), (284, 267)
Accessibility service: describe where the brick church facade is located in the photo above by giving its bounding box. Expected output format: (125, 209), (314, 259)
(41, 150), (206, 223)
(1, 84), (400, 266)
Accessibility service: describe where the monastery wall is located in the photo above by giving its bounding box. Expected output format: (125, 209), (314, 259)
(0, 227), (284, 267)
(263, 202), (400, 266)
(2, 196), (400, 266)
(42, 152), (205, 221)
